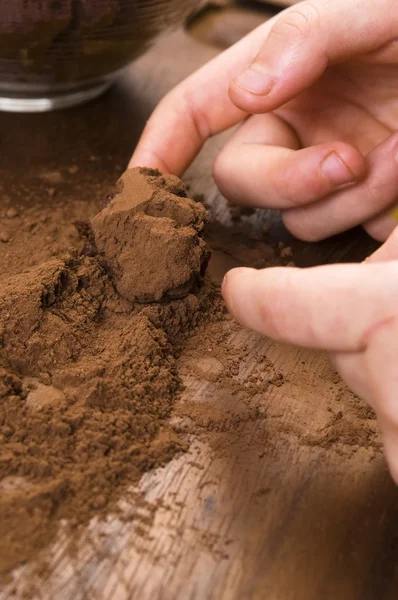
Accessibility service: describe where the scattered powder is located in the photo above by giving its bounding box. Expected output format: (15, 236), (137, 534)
(175, 317), (381, 462)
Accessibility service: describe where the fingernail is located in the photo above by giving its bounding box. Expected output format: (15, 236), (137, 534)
(233, 65), (274, 96)
(321, 152), (356, 186)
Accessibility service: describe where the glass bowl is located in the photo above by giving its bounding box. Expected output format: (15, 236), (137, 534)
(0, 0), (201, 112)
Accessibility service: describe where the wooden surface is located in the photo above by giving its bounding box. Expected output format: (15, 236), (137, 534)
(1, 5), (398, 599)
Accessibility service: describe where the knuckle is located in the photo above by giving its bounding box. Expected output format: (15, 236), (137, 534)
(179, 86), (211, 144)
(273, 2), (320, 40)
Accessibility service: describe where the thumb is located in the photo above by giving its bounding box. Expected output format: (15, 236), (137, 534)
(229, 0), (398, 114)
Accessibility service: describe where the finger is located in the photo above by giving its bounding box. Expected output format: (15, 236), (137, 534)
(364, 319), (398, 484)
(230, 0), (397, 114)
(367, 226), (398, 263)
(364, 206), (398, 242)
(281, 131), (398, 241)
(221, 262), (398, 352)
(129, 17), (280, 175)
(214, 113), (366, 209)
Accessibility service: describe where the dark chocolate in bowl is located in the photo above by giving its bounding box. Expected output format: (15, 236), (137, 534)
(0, 0), (201, 111)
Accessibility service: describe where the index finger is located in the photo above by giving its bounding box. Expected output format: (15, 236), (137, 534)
(222, 262), (398, 352)
(129, 17), (277, 176)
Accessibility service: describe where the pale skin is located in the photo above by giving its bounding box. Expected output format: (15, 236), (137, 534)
(130, 0), (398, 482)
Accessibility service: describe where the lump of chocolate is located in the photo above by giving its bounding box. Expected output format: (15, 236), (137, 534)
(90, 168), (210, 303)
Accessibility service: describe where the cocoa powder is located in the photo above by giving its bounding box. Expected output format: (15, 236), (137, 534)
(0, 171), (223, 577)
(0, 165), (382, 582)
(90, 167), (210, 303)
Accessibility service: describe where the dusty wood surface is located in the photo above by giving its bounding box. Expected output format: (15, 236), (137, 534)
(1, 5), (398, 599)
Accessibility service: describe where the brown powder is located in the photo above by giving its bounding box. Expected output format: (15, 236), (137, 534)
(0, 165), (383, 583)
(0, 171), (223, 577)
(90, 167), (210, 303)
(176, 314), (381, 462)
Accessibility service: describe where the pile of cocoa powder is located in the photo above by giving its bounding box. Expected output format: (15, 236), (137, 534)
(0, 168), (223, 576)
(0, 165), (382, 583)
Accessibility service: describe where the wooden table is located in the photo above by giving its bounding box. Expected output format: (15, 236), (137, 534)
(1, 5), (398, 599)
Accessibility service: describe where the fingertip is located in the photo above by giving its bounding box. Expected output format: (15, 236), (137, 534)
(281, 143), (367, 242)
(228, 84), (271, 115)
(222, 266), (257, 297)
(332, 142), (367, 182)
(128, 148), (172, 174)
(222, 265), (302, 340)
(222, 267), (258, 324)
(232, 65), (274, 97)
(318, 143), (366, 192)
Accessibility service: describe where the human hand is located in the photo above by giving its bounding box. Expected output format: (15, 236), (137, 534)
(222, 226), (398, 482)
(131, 0), (398, 242)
